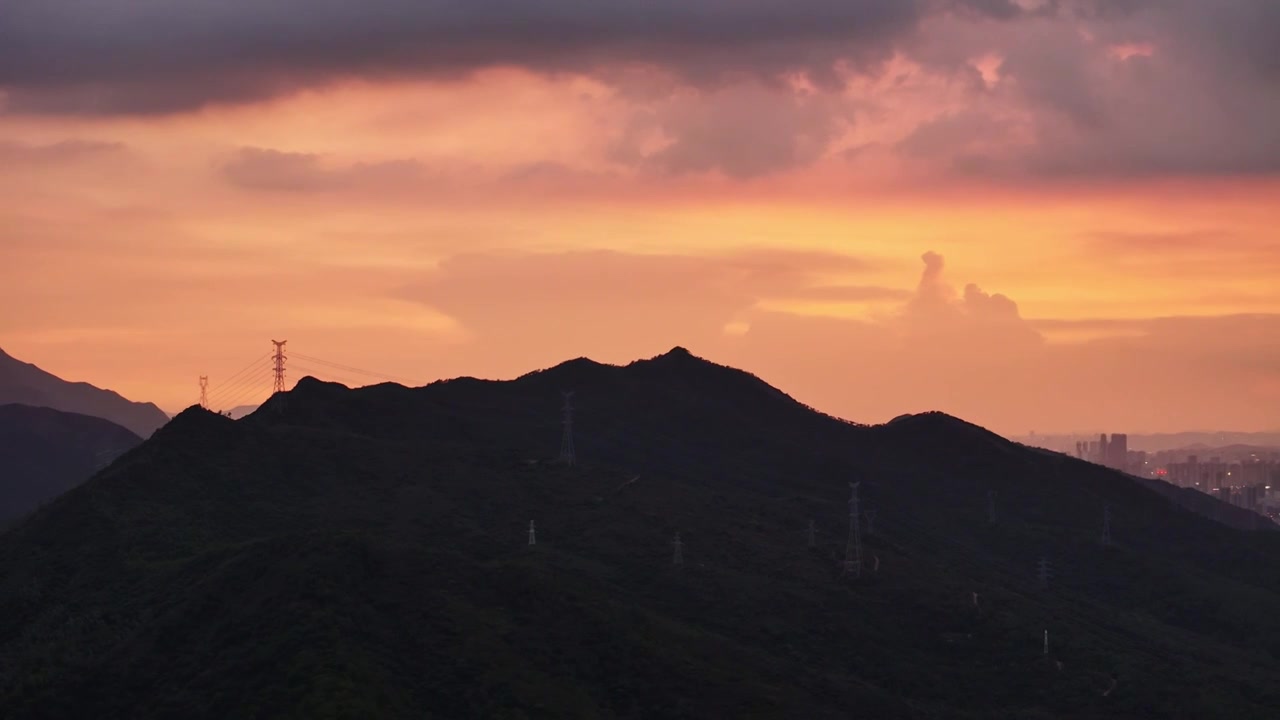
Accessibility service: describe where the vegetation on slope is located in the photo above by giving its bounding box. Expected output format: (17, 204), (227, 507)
(0, 348), (1277, 718)
(0, 403), (141, 525)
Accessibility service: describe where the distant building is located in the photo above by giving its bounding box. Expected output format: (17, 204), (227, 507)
(1108, 433), (1128, 471)
(1126, 449), (1147, 475)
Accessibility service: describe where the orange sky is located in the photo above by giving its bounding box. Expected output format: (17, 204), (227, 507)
(2, 3), (1279, 435)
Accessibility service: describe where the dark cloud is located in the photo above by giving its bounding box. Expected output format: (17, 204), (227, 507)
(909, 0), (1280, 178)
(4, 1), (1277, 181)
(894, 111), (1007, 159)
(0, 0), (943, 115)
(638, 84), (851, 179)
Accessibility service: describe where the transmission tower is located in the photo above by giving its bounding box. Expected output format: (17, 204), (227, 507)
(528, 520), (536, 546)
(199, 376), (209, 409)
(271, 340), (288, 393)
(864, 510), (877, 536)
(558, 391), (576, 466)
(672, 532), (683, 566)
(1037, 556), (1053, 590)
(808, 519), (816, 548)
(1044, 629), (1050, 656)
(843, 482), (862, 577)
(987, 489), (997, 524)
(1101, 502), (1112, 546)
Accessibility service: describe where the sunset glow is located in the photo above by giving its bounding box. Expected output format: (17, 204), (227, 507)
(3, 0), (1278, 434)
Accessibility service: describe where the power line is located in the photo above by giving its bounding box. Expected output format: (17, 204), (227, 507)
(207, 366), (273, 409)
(208, 365), (274, 408)
(215, 377), (273, 413)
(290, 352), (408, 384)
(289, 362), (364, 387)
(201, 344), (408, 414)
(207, 359), (272, 401)
(207, 354), (270, 395)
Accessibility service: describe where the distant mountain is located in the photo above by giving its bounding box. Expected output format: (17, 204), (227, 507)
(224, 403), (259, 419)
(1, 347), (1279, 718)
(0, 404), (141, 525)
(1155, 444), (1280, 462)
(1132, 432), (1280, 452)
(0, 347), (170, 437)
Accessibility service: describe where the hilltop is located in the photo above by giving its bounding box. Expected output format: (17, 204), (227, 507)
(0, 347), (170, 437)
(0, 347), (1278, 718)
(0, 404), (142, 525)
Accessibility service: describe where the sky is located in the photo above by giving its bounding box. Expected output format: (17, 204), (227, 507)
(2, 0), (1279, 435)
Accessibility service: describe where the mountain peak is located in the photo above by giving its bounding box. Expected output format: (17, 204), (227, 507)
(163, 404), (234, 431)
(515, 355), (613, 387)
(292, 375), (341, 390)
(629, 346), (719, 371)
(879, 410), (990, 436)
(646, 346), (702, 363)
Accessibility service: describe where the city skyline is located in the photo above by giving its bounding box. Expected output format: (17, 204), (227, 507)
(3, 1), (1279, 435)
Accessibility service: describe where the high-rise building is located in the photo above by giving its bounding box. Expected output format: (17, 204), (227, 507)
(1108, 433), (1128, 471)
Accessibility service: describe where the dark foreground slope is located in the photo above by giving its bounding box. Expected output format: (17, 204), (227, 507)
(0, 347), (170, 437)
(1, 348), (1278, 719)
(0, 404), (142, 525)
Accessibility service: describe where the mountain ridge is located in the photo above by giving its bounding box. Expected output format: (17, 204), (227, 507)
(2, 347), (1278, 718)
(0, 347), (170, 437)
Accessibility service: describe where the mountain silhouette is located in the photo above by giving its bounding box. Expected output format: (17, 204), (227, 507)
(1, 347), (1278, 718)
(0, 404), (141, 525)
(0, 347), (170, 437)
